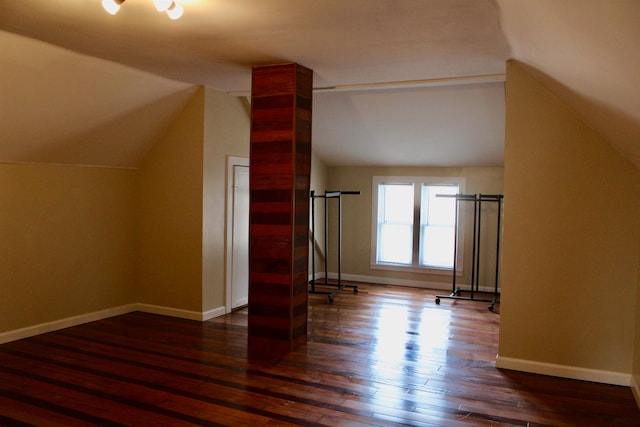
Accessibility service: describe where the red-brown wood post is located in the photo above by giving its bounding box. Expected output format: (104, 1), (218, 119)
(248, 63), (312, 353)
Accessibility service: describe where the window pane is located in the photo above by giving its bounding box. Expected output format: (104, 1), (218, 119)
(377, 183), (414, 265)
(380, 184), (413, 223)
(421, 225), (455, 268)
(379, 224), (412, 264)
(421, 185), (457, 227)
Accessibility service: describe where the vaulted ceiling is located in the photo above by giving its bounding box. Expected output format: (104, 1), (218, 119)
(1, 1), (638, 168)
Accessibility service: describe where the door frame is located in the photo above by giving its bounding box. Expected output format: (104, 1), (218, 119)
(225, 155), (250, 314)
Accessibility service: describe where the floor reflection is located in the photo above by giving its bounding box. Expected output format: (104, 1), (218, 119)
(373, 304), (410, 362)
(368, 302), (453, 411)
(373, 304), (452, 363)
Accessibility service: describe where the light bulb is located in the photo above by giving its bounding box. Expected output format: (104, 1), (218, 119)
(102, 0), (124, 15)
(166, 1), (184, 20)
(153, 0), (173, 12)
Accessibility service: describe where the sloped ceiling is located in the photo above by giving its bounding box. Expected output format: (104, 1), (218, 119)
(0, 0), (510, 90)
(0, 31), (196, 168)
(0, 1), (638, 169)
(497, 0), (640, 168)
(0, 0), (509, 168)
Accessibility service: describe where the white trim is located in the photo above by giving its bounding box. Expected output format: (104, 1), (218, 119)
(136, 303), (204, 321)
(631, 375), (640, 409)
(0, 304), (137, 344)
(225, 156), (250, 314)
(495, 355), (631, 387)
(0, 160), (137, 171)
(370, 263), (459, 276)
(0, 303), (230, 344)
(228, 73), (506, 97)
(203, 306), (227, 321)
(326, 272), (499, 293)
(313, 74), (506, 93)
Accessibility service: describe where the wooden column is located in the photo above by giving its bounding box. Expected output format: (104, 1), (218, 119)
(248, 63), (312, 353)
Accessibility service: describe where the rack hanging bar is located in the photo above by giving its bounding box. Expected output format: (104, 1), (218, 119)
(327, 190), (361, 195)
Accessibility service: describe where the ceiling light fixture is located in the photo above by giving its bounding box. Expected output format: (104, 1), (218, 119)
(166, 1), (184, 20)
(153, 0), (172, 11)
(101, 0), (125, 15)
(102, 0), (184, 19)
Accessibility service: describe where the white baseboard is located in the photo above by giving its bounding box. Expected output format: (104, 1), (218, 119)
(136, 303), (202, 321)
(495, 355), (631, 387)
(309, 271), (326, 281)
(326, 272), (500, 293)
(136, 303), (226, 322)
(203, 306), (227, 321)
(1, 303), (228, 344)
(0, 304), (137, 345)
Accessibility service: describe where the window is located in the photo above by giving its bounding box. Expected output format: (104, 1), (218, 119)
(377, 183), (414, 265)
(420, 184), (457, 268)
(371, 176), (465, 274)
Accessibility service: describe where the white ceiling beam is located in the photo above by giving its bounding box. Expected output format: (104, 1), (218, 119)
(227, 73), (505, 97)
(314, 73), (506, 93)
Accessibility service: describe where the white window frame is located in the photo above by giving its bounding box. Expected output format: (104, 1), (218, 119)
(371, 176), (466, 275)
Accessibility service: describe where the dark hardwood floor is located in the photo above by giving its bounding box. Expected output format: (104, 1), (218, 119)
(1, 283), (639, 426)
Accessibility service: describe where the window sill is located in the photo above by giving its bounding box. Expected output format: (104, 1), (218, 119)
(370, 263), (463, 276)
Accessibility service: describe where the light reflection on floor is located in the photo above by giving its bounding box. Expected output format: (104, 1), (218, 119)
(368, 302), (454, 410)
(373, 304), (452, 362)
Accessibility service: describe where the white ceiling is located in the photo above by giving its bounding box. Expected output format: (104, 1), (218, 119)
(1, 1), (638, 169)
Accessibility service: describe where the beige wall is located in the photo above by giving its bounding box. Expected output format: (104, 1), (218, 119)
(326, 166), (504, 287)
(0, 163), (137, 332)
(136, 88), (205, 312)
(499, 60), (640, 374)
(203, 89), (250, 313)
(0, 87), (252, 333)
(137, 87), (251, 314)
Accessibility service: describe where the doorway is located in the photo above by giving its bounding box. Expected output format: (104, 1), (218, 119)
(225, 156), (249, 312)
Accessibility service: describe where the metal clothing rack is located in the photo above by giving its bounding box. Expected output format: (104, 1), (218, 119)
(309, 190), (360, 303)
(435, 193), (503, 311)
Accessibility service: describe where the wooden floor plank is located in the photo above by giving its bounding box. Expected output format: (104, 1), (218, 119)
(1, 283), (639, 426)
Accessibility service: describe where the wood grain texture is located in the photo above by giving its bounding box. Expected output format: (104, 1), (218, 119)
(249, 63), (313, 350)
(1, 283), (639, 426)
